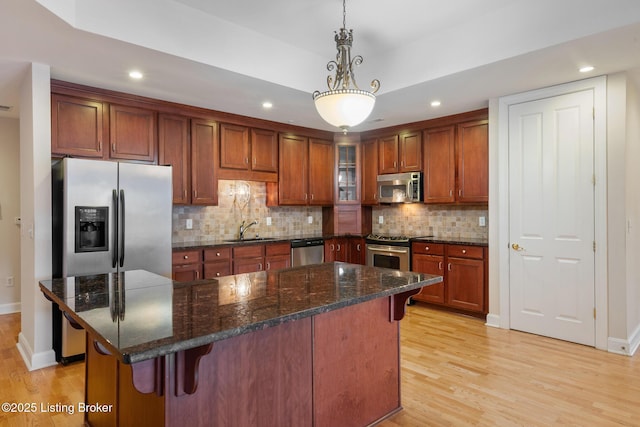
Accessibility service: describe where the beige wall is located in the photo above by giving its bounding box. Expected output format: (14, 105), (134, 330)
(0, 117), (21, 313)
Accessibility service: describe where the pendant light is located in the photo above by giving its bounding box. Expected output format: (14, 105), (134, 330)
(313, 0), (380, 133)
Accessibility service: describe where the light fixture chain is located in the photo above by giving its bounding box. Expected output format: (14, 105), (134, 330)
(343, 0), (347, 29)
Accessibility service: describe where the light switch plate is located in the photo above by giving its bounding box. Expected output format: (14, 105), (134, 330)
(307, 216), (313, 224)
(186, 219), (193, 229)
(266, 217), (272, 226)
(479, 216), (486, 227)
(378, 216), (384, 224)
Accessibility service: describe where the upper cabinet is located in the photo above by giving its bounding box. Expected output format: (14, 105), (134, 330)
(335, 142), (360, 204)
(158, 115), (218, 205)
(109, 105), (157, 162)
(423, 119), (488, 204)
(273, 135), (333, 206)
(219, 124), (278, 182)
(52, 94), (105, 158)
(378, 131), (422, 174)
(361, 138), (378, 205)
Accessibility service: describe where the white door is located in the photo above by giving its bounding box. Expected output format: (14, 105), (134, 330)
(508, 89), (595, 346)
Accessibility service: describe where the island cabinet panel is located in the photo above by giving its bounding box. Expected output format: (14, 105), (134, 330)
(51, 94), (105, 158)
(164, 317), (314, 427)
(109, 104), (157, 162)
(313, 297), (400, 427)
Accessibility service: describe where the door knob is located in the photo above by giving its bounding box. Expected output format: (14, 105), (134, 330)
(511, 243), (524, 251)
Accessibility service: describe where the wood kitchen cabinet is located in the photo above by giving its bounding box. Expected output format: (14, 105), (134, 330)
(361, 138), (379, 205)
(203, 247), (232, 279)
(335, 142), (360, 203)
(51, 94), (106, 158)
(347, 237), (366, 265)
(378, 131), (422, 174)
(109, 104), (157, 162)
(159, 115), (218, 205)
(265, 242), (291, 271)
(172, 250), (202, 282)
(158, 114), (190, 204)
(324, 238), (348, 262)
(423, 119), (488, 204)
(219, 124), (278, 182)
(412, 242), (487, 315)
(275, 135), (333, 206)
(233, 242), (291, 274)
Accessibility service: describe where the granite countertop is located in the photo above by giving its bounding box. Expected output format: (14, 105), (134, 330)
(173, 234), (487, 250)
(410, 236), (488, 246)
(39, 264), (442, 364)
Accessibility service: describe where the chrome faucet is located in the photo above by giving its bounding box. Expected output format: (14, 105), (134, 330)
(239, 220), (258, 240)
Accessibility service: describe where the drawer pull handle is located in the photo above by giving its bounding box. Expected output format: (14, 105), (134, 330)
(216, 252), (221, 257)
(183, 255), (189, 259)
(216, 272), (220, 277)
(462, 249), (467, 254)
(425, 246), (429, 251)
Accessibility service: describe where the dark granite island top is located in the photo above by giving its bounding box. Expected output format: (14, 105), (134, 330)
(39, 263), (442, 365)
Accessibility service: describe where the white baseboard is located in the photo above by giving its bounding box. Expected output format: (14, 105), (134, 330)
(17, 332), (57, 371)
(485, 313), (500, 328)
(0, 302), (20, 315)
(608, 323), (640, 356)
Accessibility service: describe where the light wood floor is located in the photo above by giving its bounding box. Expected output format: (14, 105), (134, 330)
(2, 306), (640, 426)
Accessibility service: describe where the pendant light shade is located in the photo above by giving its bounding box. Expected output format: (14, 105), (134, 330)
(313, 0), (379, 132)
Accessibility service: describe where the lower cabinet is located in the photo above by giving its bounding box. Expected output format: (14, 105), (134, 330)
(325, 237), (366, 264)
(172, 250), (202, 282)
(412, 242), (487, 314)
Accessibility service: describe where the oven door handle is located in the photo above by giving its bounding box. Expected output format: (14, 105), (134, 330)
(367, 247), (409, 254)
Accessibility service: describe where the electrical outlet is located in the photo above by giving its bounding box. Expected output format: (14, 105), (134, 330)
(378, 216), (384, 224)
(307, 216), (313, 224)
(186, 219), (193, 230)
(266, 217), (272, 226)
(479, 216), (486, 227)
(6, 276), (13, 287)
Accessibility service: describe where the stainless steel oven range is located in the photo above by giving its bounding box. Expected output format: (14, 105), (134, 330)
(365, 234), (411, 271)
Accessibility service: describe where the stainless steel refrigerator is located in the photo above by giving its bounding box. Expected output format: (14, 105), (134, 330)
(51, 158), (172, 364)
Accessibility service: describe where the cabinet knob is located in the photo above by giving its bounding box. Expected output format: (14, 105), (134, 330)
(216, 272), (220, 277)
(216, 252), (221, 257)
(183, 255), (189, 259)
(462, 249), (467, 254)
(425, 246), (429, 251)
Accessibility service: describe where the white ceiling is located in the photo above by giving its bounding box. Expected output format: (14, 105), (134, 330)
(2, 0), (640, 131)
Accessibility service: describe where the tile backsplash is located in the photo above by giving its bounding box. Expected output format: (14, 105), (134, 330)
(172, 180), (488, 243)
(173, 180), (322, 244)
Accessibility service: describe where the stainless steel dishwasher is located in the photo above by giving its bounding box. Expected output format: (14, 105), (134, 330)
(291, 238), (325, 266)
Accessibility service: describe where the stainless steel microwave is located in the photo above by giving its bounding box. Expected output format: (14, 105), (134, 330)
(377, 172), (422, 203)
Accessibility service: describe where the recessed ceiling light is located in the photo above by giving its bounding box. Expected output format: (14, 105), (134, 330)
(262, 101), (273, 109)
(579, 66), (594, 73)
(431, 100), (441, 107)
(129, 70), (143, 80)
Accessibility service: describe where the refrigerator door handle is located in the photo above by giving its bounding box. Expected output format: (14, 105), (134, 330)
(119, 189), (125, 268)
(112, 189), (118, 268)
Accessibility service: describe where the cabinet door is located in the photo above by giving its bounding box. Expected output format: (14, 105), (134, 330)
(335, 143), (360, 203)
(348, 237), (365, 265)
(191, 119), (218, 205)
(308, 138), (334, 205)
(324, 239), (336, 262)
(423, 126), (456, 203)
(412, 254), (445, 304)
(233, 257), (264, 274)
(109, 105), (157, 162)
(456, 120), (488, 203)
(158, 114), (190, 204)
(334, 238), (348, 262)
(219, 123), (250, 170)
(204, 261), (232, 279)
(446, 257), (484, 312)
(266, 254), (290, 271)
(251, 128), (278, 173)
(361, 138), (379, 205)
(173, 263), (201, 282)
(51, 94), (105, 158)
(378, 135), (399, 174)
(399, 131), (422, 172)
(278, 134), (308, 205)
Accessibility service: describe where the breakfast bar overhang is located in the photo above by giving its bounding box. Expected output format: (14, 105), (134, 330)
(40, 263), (442, 427)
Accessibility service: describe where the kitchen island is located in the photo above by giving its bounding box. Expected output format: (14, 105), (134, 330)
(39, 263), (442, 427)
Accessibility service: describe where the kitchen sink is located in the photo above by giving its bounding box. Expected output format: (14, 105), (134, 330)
(224, 237), (277, 243)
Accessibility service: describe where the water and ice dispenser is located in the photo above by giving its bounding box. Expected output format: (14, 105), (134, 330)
(74, 206), (108, 252)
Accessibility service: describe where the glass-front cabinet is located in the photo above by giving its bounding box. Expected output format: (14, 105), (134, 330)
(335, 143), (360, 203)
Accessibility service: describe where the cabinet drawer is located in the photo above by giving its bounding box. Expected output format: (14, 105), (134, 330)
(172, 250), (201, 265)
(233, 244), (264, 259)
(411, 242), (444, 255)
(204, 247), (232, 262)
(265, 242), (290, 257)
(447, 245), (484, 259)
(204, 261), (232, 279)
